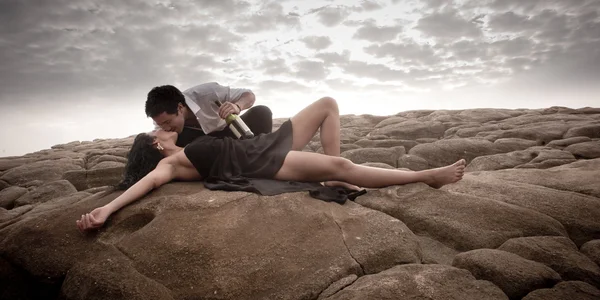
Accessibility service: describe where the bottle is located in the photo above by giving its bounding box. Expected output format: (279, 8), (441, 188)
(214, 101), (255, 139)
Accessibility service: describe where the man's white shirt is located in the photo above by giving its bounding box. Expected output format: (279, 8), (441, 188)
(182, 82), (252, 134)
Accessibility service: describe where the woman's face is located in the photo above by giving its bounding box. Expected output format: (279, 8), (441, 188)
(150, 129), (177, 148)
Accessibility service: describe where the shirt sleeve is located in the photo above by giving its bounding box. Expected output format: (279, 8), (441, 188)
(217, 83), (252, 104)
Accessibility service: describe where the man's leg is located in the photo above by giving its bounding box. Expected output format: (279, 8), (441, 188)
(240, 105), (273, 135)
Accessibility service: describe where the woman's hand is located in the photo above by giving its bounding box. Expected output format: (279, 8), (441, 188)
(76, 206), (111, 233)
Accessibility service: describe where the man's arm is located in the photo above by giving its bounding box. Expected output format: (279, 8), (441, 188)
(233, 91), (255, 111)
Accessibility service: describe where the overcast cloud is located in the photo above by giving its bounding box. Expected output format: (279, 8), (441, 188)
(0, 0), (599, 157)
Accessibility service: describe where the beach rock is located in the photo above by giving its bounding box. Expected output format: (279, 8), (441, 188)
(0, 159), (83, 186)
(522, 281), (600, 300)
(493, 138), (538, 151)
(355, 184), (567, 251)
(445, 175), (600, 246)
(370, 119), (447, 140)
(14, 180), (77, 207)
(0, 186), (28, 209)
(472, 158), (600, 198)
(397, 154), (431, 170)
(63, 166), (125, 191)
(580, 240), (600, 267)
(0, 185), (421, 300)
(341, 147), (405, 167)
(498, 236), (600, 288)
(408, 138), (503, 168)
(547, 136), (592, 148)
(322, 264), (508, 300)
(564, 141), (600, 159)
(563, 124), (600, 139)
(354, 138), (417, 151)
(0, 179), (9, 191)
(1, 107), (599, 299)
(452, 249), (561, 299)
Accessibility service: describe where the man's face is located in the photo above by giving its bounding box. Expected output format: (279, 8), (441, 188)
(152, 107), (185, 134)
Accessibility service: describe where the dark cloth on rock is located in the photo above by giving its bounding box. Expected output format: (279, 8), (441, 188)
(183, 119), (366, 204)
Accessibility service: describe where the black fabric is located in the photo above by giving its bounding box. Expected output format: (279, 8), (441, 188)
(176, 105), (273, 147)
(184, 119), (293, 180)
(204, 177), (367, 205)
(183, 119), (367, 203)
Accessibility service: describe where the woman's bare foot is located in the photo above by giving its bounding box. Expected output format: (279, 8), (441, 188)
(425, 159), (466, 189)
(323, 180), (362, 191)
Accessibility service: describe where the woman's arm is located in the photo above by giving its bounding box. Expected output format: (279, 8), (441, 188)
(76, 162), (176, 232)
(106, 162), (175, 213)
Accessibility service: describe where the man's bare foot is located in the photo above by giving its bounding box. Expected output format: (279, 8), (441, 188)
(323, 180), (362, 191)
(425, 159), (466, 189)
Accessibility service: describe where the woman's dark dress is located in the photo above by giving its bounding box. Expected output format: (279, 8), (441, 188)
(182, 119), (366, 204)
(184, 119), (293, 180)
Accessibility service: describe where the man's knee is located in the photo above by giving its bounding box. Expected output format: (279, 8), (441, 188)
(242, 105), (273, 134)
(248, 105), (273, 119)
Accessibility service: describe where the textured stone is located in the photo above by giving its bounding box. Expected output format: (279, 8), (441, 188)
(498, 236), (600, 288)
(323, 264), (508, 300)
(452, 249), (561, 299)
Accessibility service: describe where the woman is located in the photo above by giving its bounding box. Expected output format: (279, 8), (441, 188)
(77, 97), (465, 232)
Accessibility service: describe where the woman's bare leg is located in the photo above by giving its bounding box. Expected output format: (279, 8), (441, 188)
(274, 151), (466, 188)
(289, 97), (359, 190)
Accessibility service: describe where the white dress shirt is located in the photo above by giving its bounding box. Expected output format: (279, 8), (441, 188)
(182, 82), (252, 134)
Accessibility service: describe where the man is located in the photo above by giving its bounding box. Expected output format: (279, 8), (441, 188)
(145, 82), (273, 146)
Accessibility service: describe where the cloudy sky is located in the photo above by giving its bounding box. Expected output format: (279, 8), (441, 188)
(0, 0), (599, 157)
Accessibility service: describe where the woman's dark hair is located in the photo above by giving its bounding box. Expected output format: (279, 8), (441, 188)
(145, 85), (186, 118)
(116, 133), (163, 190)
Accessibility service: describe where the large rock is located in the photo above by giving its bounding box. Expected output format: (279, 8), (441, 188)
(0, 186), (28, 209)
(341, 147), (405, 167)
(370, 119), (447, 140)
(493, 138), (538, 151)
(466, 148), (576, 171)
(564, 124), (600, 139)
(498, 236), (600, 288)
(476, 123), (571, 145)
(547, 136), (592, 148)
(471, 158), (600, 198)
(60, 255), (174, 300)
(445, 175), (600, 246)
(322, 264), (508, 300)
(564, 141), (600, 159)
(63, 166), (125, 191)
(0, 184), (422, 299)
(0, 159), (83, 186)
(580, 240), (600, 267)
(452, 249), (561, 299)
(354, 138), (418, 151)
(14, 180), (77, 207)
(0, 179), (9, 191)
(408, 138), (503, 168)
(355, 184), (567, 251)
(397, 154), (431, 170)
(522, 281), (600, 300)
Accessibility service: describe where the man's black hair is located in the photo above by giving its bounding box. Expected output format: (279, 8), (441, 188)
(145, 85), (186, 118)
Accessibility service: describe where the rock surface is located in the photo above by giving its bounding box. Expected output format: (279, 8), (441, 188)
(452, 249), (561, 299)
(1, 106), (599, 299)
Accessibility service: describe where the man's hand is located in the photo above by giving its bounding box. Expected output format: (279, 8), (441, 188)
(218, 102), (241, 119)
(76, 206), (112, 233)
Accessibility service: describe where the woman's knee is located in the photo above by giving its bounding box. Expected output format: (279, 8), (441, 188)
(330, 156), (354, 175)
(317, 96), (339, 114)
